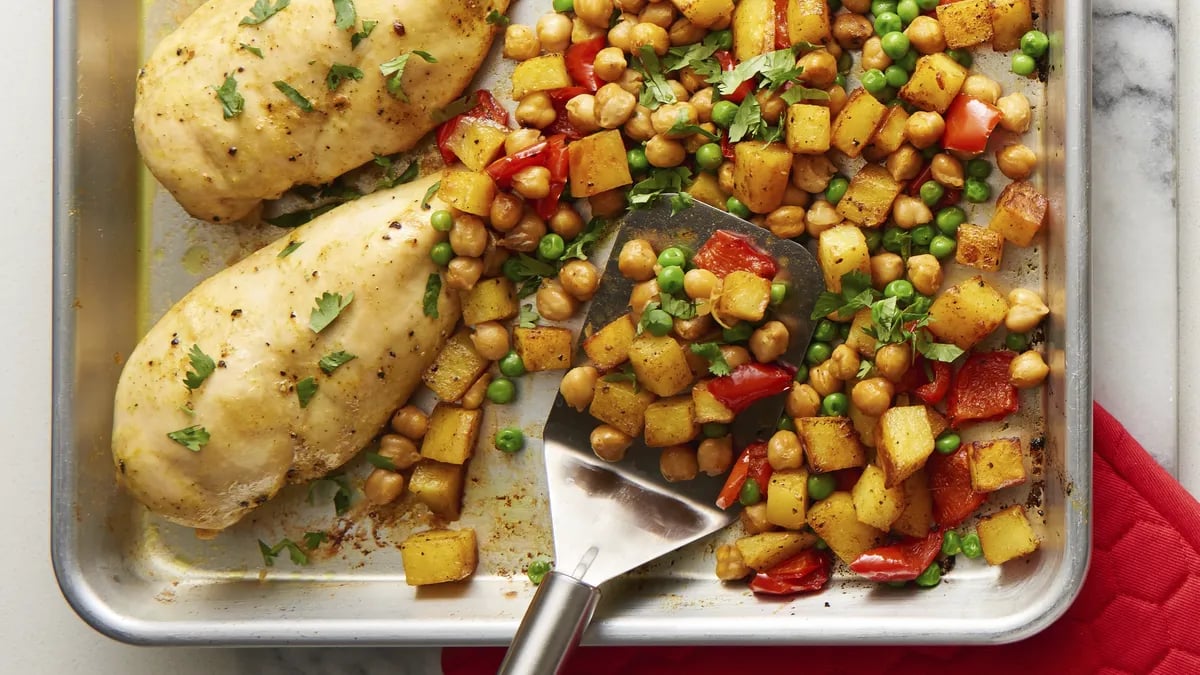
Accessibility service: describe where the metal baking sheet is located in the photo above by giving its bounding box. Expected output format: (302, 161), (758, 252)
(51, 0), (1091, 645)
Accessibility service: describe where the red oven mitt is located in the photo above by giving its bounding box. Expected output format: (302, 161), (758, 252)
(444, 403), (1200, 675)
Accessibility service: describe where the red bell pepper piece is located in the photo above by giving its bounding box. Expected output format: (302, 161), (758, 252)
(485, 140), (549, 187)
(707, 362), (794, 414)
(714, 51), (753, 103)
(928, 446), (987, 528)
(565, 36), (605, 92)
(749, 549), (833, 595)
(435, 90), (511, 164)
(850, 530), (945, 582)
(720, 133), (735, 160)
(693, 230), (780, 279)
(833, 467), (864, 492)
(897, 356), (952, 405)
(773, 0), (791, 49)
(907, 163), (962, 209)
(947, 351), (1019, 427)
(544, 87), (591, 140)
(942, 94), (1003, 155)
(532, 134), (570, 219)
(716, 443), (773, 509)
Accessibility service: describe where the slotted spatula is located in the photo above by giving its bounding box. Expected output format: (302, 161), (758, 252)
(497, 198), (825, 675)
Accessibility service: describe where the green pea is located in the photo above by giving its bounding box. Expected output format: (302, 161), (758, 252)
(711, 100), (739, 128)
(430, 241), (454, 266)
(710, 29), (734, 51)
(1020, 29), (1049, 58)
(813, 319), (838, 343)
(880, 31), (910, 59)
(911, 224), (935, 247)
(695, 142), (724, 171)
(884, 279), (915, 303)
(919, 180), (944, 207)
(915, 0), (938, 9)
(862, 69), (888, 95)
(935, 431), (961, 454)
(703, 422), (730, 438)
(807, 472), (837, 501)
(527, 559), (552, 585)
(966, 158), (993, 180)
(874, 12), (902, 37)
(777, 416), (796, 432)
(806, 341), (833, 365)
(821, 392), (849, 416)
(935, 206), (966, 236)
(430, 209), (454, 232)
(657, 265), (685, 294)
(1011, 53), (1037, 76)
(864, 227), (883, 254)
(964, 177), (991, 203)
(486, 377), (516, 404)
(895, 49), (918, 73)
(837, 51), (854, 75)
(537, 233), (566, 261)
(814, 538), (829, 551)
(1006, 332), (1029, 352)
(726, 196), (751, 219)
(835, 72), (847, 89)
(627, 147), (649, 174)
(961, 532), (983, 558)
(770, 282), (788, 306)
(915, 562), (942, 588)
(499, 350), (526, 377)
(723, 322), (754, 343)
(929, 234), (957, 260)
(882, 225), (906, 253)
(896, 0), (920, 23)
(552, 0), (573, 11)
(739, 478), (762, 506)
(494, 427), (525, 453)
(793, 363), (809, 383)
(885, 64), (910, 88)
(871, 0), (898, 15)
(643, 308), (673, 337)
(658, 246), (687, 268)
(946, 48), (973, 68)
(942, 531), (963, 557)
(825, 175), (850, 204)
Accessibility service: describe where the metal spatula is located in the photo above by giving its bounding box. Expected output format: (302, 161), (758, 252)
(498, 198), (825, 675)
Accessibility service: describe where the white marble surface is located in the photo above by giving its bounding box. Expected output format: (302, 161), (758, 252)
(1, 1), (1186, 673)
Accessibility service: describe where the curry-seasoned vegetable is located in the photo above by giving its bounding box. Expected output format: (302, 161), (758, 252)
(400, 529), (478, 586)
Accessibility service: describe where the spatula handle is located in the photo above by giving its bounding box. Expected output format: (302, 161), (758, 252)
(497, 571), (601, 675)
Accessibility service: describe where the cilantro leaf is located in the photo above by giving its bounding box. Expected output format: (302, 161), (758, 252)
(603, 364), (639, 389)
(302, 531), (329, 550)
(240, 0), (290, 26)
(727, 95), (764, 143)
(267, 204), (338, 228)
(667, 110), (719, 140)
(380, 51), (437, 102)
(856, 359), (876, 379)
(239, 43), (264, 58)
(309, 291), (354, 333)
(366, 452), (398, 471)
(810, 291), (844, 321)
(756, 49), (805, 91)
(258, 538), (309, 567)
(664, 39), (721, 73)
(632, 46), (676, 109)
(841, 270), (874, 298)
(183, 344), (216, 390)
(278, 240), (303, 258)
(421, 180), (441, 209)
(307, 474), (354, 516)
(659, 291), (698, 319)
(670, 192), (695, 215)
(913, 330), (965, 363)
(629, 167), (692, 209)
(273, 81), (314, 111)
(810, 271), (880, 320)
(318, 350), (357, 374)
(351, 19), (377, 48)
(516, 278), (541, 299)
(690, 342), (732, 376)
(167, 425), (210, 453)
(326, 63), (364, 91)
(332, 0), (356, 30)
(432, 92), (480, 124)
(508, 253), (558, 279)
(760, 122), (785, 143)
(213, 75), (244, 120)
(562, 218), (610, 261)
(378, 160), (419, 189)
(486, 9), (510, 26)
(422, 274), (442, 319)
(296, 377), (318, 408)
(519, 304), (540, 329)
(780, 85), (831, 105)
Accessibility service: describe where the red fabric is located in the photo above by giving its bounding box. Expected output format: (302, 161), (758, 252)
(445, 403), (1200, 675)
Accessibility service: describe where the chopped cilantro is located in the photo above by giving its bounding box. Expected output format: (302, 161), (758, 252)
(780, 85), (831, 105)
(239, 43), (264, 58)
(267, 204), (338, 228)
(302, 531), (329, 550)
(258, 537), (309, 567)
(309, 291), (354, 333)
(183, 344), (216, 390)
(332, 0), (356, 30)
(351, 19), (377, 48)
(273, 81), (314, 111)
(278, 240), (303, 258)
(380, 51), (437, 102)
(628, 167), (692, 209)
(561, 218), (610, 261)
(213, 75), (244, 120)
(422, 274), (442, 318)
(240, 0), (290, 26)
(326, 63), (364, 91)
(632, 46), (676, 109)
(728, 95), (765, 143)
(366, 452), (397, 471)
(421, 180), (441, 209)
(167, 425), (210, 453)
(296, 377), (318, 408)
(666, 110), (719, 140)
(307, 474), (354, 516)
(670, 192), (695, 215)
(810, 271), (878, 320)
(318, 350), (357, 374)
(690, 342), (732, 376)
(486, 9), (510, 26)
(518, 304), (540, 329)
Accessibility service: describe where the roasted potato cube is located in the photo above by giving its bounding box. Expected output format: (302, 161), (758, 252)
(836, 164), (902, 227)
(851, 464), (908, 530)
(989, 181), (1049, 247)
(399, 529), (478, 586)
(590, 379), (657, 437)
(818, 224), (872, 293)
(968, 437), (1027, 492)
(461, 277), (518, 326)
(732, 0), (773, 60)
(423, 330), (490, 402)
(868, 105), (910, 156)
(717, 270), (772, 322)
(511, 54), (573, 99)
(786, 0), (831, 44)
(734, 531), (817, 571)
(584, 314), (637, 372)
(899, 53), (968, 114)
(927, 276), (1009, 350)
(989, 0), (1034, 51)
(437, 170), (496, 217)
(409, 460), (465, 520)
(831, 89), (889, 158)
(785, 104), (832, 155)
(442, 117), (508, 172)
(955, 223), (1005, 272)
(514, 326), (573, 372)
(937, 0), (994, 49)
(845, 308), (878, 358)
(643, 396), (698, 447)
(732, 141), (793, 213)
(848, 400), (879, 448)
(569, 130), (634, 198)
(926, 408), (950, 439)
(420, 404), (482, 465)
(977, 505), (1040, 565)
(766, 468), (810, 530)
(672, 0), (736, 29)
(892, 469), (934, 538)
(807, 491), (886, 565)
(629, 334), (694, 397)
(692, 380), (735, 423)
(686, 171), (730, 210)
(877, 405), (936, 488)
(798, 416), (867, 472)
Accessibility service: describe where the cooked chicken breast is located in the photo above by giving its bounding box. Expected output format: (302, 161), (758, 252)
(134, 0), (508, 223)
(112, 173), (460, 530)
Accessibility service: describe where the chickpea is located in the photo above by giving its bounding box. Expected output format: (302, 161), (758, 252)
(445, 256), (484, 291)
(537, 279), (580, 321)
(461, 372), (491, 410)
(887, 144), (923, 182)
(824, 39), (843, 59)
(904, 16), (946, 54)
(364, 468), (406, 505)
(750, 321), (789, 363)
(660, 445), (699, 482)
(678, 66), (707, 92)
(615, 0), (647, 11)
(767, 430), (804, 471)
(673, 315), (713, 341)
(765, 205), (807, 239)
(870, 252), (905, 289)
(832, 13), (873, 49)
(639, 1), (675, 28)
(931, 153), (965, 188)
(595, 83), (638, 129)
(997, 92), (1032, 134)
(594, 47), (627, 82)
(511, 165), (552, 200)
(963, 75), (1001, 105)
(502, 24), (541, 61)
(450, 214), (487, 257)
(792, 154), (838, 192)
(798, 50), (838, 89)
(630, 22), (670, 56)
(907, 254), (944, 296)
(875, 343), (912, 383)
(829, 344), (862, 381)
(516, 92), (556, 129)
(561, 366), (599, 411)
(786, 384), (821, 419)
(488, 192), (524, 233)
(860, 36), (892, 72)
(715, 543), (751, 581)
(505, 128), (545, 155)
(697, 436), (734, 476)
(683, 268), (718, 300)
(559, 260), (600, 300)
(629, 279), (660, 321)
(607, 17), (635, 52)
(906, 112), (946, 149)
(590, 188), (627, 217)
(852, 377), (895, 417)
(808, 362), (841, 397)
(624, 105), (656, 142)
(719, 345), (752, 370)
(842, 0), (871, 11)
(500, 212), (546, 252)
(684, 124), (718, 153)
(574, 17), (607, 43)
(1010, 350), (1050, 389)
(378, 433), (422, 469)
(470, 321), (511, 360)
(482, 238), (509, 277)
(390, 406), (428, 440)
(690, 87), (715, 122)
(591, 424), (633, 462)
(805, 200), (843, 237)
(669, 17), (706, 45)
(717, 161), (736, 193)
(892, 195), (933, 229)
(645, 134), (686, 167)
(575, 0), (615, 28)
(740, 503), (775, 534)
(536, 12), (573, 53)
(618, 238), (658, 281)
(617, 67), (644, 96)
(824, 84), (848, 118)
(1006, 288), (1049, 332)
(998, 144), (1038, 180)
(651, 102), (698, 138)
(782, 185), (811, 208)
(566, 94), (601, 134)
(548, 204), (584, 240)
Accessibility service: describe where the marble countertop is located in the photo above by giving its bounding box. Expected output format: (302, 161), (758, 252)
(1, 0), (1186, 672)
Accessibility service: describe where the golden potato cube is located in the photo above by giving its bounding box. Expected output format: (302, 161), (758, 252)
(848, 400), (879, 449)
(409, 460), (465, 520)
(629, 334), (694, 397)
(643, 396), (698, 447)
(399, 529), (478, 586)
(892, 469), (934, 538)
(420, 404), (482, 465)
(514, 326), (573, 372)
(716, 270), (772, 322)
(807, 491), (886, 565)
(423, 330), (490, 402)
(926, 407), (949, 439)
(989, 181), (1049, 247)
(845, 308), (878, 358)
(968, 437), (1027, 492)
(927, 276), (1009, 350)
(442, 117), (508, 172)
(798, 416), (867, 473)
(955, 223), (1005, 272)
(877, 405), (936, 488)
(461, 277), (518, 326)
(672, 0), (736, 29)
(732, 141), (793, 213)
(786, 0), (831, 44)
(583, 314), (637, 372)
(686, 171), (729, 209)
(836, 164), (902, 227)
(899, 53), (968, 114)
(937, 0), (994, 48)
(437, 170), (496, 217)
(511, 53), (573, 99)
(692, 380), (735, 423)
(766, 468), (810, 530)
(831, 89), (889, 158)
(734, 531), (817, 571)
(818, 224), (872, 293)
(590, 379), (657, 437)
(990, 0), (1034, 51)
(785, 104), (832, 155)
(977, 505), (1040, 565)
(569, 130), (634, 198)
(851, 464), (908, 530)
(868, 105), (910, 156)
(732, 0), (773, 61)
